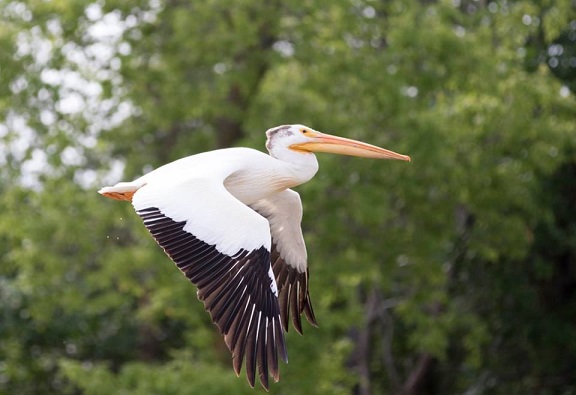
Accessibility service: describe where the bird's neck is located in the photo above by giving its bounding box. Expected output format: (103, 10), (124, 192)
(282, 153), (319, 187)
(223, 152), (319, 206)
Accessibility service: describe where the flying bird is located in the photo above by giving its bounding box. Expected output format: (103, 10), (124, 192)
(99, 124), (410, 390)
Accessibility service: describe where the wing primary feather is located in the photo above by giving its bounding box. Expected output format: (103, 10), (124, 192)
(258, 315), (269, 390)
(219, 284), (249, 335)
(194, 269), (229, 300)
(185, 253), (230, 283)
(279, 283), (291, 332)
(147, 221), (182, 236)
(232, 264), (257, 350)
(303, 272), (318, 327)
(195, 257), (242, 297)
(244, 305), (259, 387)
(197, 252), (249, 302)
(204, 279), (235, 314)
(231, 300), (252, 377)
(151, 227), (190, 247)
(267, 316), (279, 381)
(143, 217), (176, 232)
(194, 256), (234, 289)
(304, 290), (318, 327)
(275, 316), (288, 363)
(169, 240), (215, 261)
(162, 235), (211, 257)
(206, 273), (247, 324)
(290, 279), (303, 334)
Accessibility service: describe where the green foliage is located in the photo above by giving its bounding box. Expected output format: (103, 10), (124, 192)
(1, 0), (575, 394)
(58, 350), (255, 395)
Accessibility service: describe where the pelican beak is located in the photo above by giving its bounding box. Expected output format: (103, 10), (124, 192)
(291, 131), (411, 161)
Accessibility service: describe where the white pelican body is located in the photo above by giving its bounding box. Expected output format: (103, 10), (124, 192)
(99, 125), (410, 390)
(135, 146), (318, 207)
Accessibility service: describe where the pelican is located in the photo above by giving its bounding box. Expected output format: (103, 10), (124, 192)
(99, 124), (410, 389)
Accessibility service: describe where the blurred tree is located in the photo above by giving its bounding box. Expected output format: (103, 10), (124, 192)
(0, 0), (574, 394)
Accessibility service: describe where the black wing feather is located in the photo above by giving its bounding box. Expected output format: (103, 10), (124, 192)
(271, 244), (318, 334)
(137, 207), (287, 390)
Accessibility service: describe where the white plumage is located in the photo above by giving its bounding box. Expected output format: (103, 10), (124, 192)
(99, 124), (410, 390)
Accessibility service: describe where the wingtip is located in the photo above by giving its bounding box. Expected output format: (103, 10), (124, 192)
(259, 373), (270, 392)
(304, 300), (318, 328)
(232, 354), (243, 377)
(293, 319), (304, 335)
(280, 348), (289, 364)
(247, 374), (256, 389)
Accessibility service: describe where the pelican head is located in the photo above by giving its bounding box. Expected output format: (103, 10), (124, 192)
(266, 124), (411, 162)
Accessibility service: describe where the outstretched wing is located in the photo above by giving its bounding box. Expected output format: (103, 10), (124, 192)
(251, 189), (318, 334)
(131, 178), (287, 390)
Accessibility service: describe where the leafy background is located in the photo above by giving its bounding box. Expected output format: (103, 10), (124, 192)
(1, 0), (575, 394)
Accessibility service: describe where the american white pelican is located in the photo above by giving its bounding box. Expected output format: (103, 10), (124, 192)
(99, 125), (410, 389)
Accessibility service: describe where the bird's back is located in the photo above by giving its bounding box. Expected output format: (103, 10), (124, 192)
(100, 147), (292, 205)
(138, 147), (269, 185)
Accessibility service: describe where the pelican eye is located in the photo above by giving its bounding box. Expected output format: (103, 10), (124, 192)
(301, 129), (310, 135)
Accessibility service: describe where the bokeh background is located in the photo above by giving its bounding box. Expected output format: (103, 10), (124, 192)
(1, 0), (575, 394)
